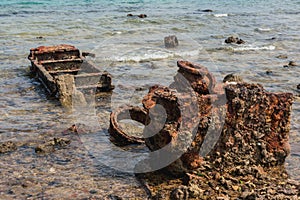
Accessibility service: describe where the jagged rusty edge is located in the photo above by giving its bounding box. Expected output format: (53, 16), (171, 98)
(177, 60), (216, 93)
(208, 83), (294, 167)
(108, 105), (149, 146)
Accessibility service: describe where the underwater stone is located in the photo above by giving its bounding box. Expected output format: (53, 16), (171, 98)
(0, 141), (17, 154)
(164, 35), (179, 48)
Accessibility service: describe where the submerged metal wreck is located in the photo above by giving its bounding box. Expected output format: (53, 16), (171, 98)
(109, 60), (294, 174)
(28, 44), (114, 107)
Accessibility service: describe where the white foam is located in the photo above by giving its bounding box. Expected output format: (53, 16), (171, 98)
(213, 13), (228, 17)
(232, 45), (276, 52)
(254, 27), (272, 32)
(103, 48), (200, 63)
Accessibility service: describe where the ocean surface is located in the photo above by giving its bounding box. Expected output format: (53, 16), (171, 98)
(0, 0), (300, 198)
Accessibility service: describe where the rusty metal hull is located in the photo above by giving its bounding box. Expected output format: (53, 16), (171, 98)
(28, 44), (114, 104)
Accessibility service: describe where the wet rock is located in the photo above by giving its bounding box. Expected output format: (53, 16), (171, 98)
(240, 191), (256, 199)
(170, 186), (189, 200)
(35, 137), (71, 154)
(188, 183), (204, 198)
(276, 54), (288, 59)
(223, 73), (243, 83)
(0, 141), (17, 154)
(201, 9), (213, 12)
(225, 36), (245, 44)
(152, 190), (166, 200)
(108, 194), (123, 200)
(138, 14), (147, 18)
(127, 13), (147, 18)
(288, 61), (297, 66)
(283, 61), (297, 68)
(266, 70), (273, 75)
(35, 141), (55, 154)
(164, 35), (179, 48)
(36, 36), (43, 39)
(81, 51), (96, 58)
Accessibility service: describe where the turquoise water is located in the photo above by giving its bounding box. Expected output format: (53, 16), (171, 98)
(0, 0), (300, 198)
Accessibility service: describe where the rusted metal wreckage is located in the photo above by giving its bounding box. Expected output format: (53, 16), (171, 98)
(109, 60), (294, 174)
(28, 44), (114, 107)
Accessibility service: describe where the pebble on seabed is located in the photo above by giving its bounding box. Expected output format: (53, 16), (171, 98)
(284, 61), (297, 68)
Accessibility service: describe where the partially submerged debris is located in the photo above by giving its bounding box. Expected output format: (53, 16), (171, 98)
(109, 105), (149, 145)
(110, 60), (293, 173)
(28, 44), (114, 107)
(109, 60), (296, 198)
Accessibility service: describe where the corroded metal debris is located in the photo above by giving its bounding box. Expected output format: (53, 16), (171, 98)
(109, 60), (294, 175)
(109, 105), (149, 145)
(28, 44), (114, 107)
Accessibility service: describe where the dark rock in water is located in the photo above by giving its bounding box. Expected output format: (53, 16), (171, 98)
(81, 51), (96, 58)
(35, 137), (71, 154)
(164, 35), (179, 48)
(138, 14), (147, 18)
(35, 142), (55, 154)
(288, 61), (297, 66)
(266, 70), (273, 75)
(223, 73), (243, 83)
(283, 61), (297, 68)
(225, 36), (237, 44)
(36, 36), (43, 39)
(201, 9), (213, 12)
(225, 36), (245, 44)
(236, 38), (245, 44)
(54, 137), (71, 147)
(0, 141), (17, 154)
(297, 84), (300, 90)
(276, 54), (288, 59)
(127, 13), (147, 18)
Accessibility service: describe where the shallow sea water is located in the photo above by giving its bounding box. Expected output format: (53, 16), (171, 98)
(0, 0), (299, 198)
